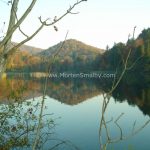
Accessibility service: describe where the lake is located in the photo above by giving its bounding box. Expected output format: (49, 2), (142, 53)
(0, 75), (150, 150)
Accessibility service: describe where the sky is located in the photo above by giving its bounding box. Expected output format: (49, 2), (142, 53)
(0, 0), (150, 49)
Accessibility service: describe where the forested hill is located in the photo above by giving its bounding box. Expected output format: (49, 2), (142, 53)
(7, 39), (104, 72)
(7, 28), (150, 74)
(97, 28), (150, 73)
(39, 39), (104, 57)
(6, 44), (43, 70)
(19, 44), (43, 54)
(12, 42), (44, 54)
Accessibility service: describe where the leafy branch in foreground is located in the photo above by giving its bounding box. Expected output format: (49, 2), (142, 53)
(0, 99), (55, 149)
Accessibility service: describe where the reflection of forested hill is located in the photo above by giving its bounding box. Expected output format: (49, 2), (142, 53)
(0, 78), (103, 105)
(45, 80), (102, 105)
(0, 78), (42, 103)
(0, 77), (150, 116)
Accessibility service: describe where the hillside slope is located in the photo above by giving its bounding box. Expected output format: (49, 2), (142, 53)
(13, 43), (44, 54)
(7, 39), (104, 72)
(39, 39), (104, 57)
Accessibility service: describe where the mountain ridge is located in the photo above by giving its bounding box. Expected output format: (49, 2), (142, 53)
(38, 39), (104, 57)
(12, 42), (44, 54)
(7, 39), (104, 71)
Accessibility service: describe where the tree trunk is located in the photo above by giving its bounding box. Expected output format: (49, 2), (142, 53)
(0, 56), (7, 78)
(0, 0), (19, 78)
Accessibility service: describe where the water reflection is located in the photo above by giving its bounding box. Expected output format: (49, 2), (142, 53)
(0, 78), (103, 105)
(0, 76), (150, 149)
(112, 83), (150, 116)
(0, 77), (150, 116)
(0, 96), (80, 150)
(99, 93), (150, 150)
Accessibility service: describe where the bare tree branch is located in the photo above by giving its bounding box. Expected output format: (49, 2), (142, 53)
(39, 0), (87, 26)
(99, 26), (150, 150)
(10, 1), (29, 38)
(6, 24), (44, 57)
(126, 55), (143, 70)
(32, 31), (69, 150)
(1, 0), (87, 64)
(0, 0), (37, 49)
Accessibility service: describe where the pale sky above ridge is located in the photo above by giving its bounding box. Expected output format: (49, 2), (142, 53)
(0, 0), (150, 49)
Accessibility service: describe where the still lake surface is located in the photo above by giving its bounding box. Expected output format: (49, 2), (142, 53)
(0, 76), (150, 150)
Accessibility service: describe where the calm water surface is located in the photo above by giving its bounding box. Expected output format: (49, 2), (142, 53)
(0, 77), (150, 150)
(39, 96), (150, 150)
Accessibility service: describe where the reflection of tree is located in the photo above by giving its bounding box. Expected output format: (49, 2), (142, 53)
(0, 77), (150, 115)
(99, 94), (150, 150)
(112, 83), (150, 116)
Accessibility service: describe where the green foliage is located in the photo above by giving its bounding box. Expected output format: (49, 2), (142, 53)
(8, 39), (104, 73)
(0, 99), (56, 149)
(139, 28), (150, 41)
(99, 28), (150, 76)
(6, 29), (150, 76)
